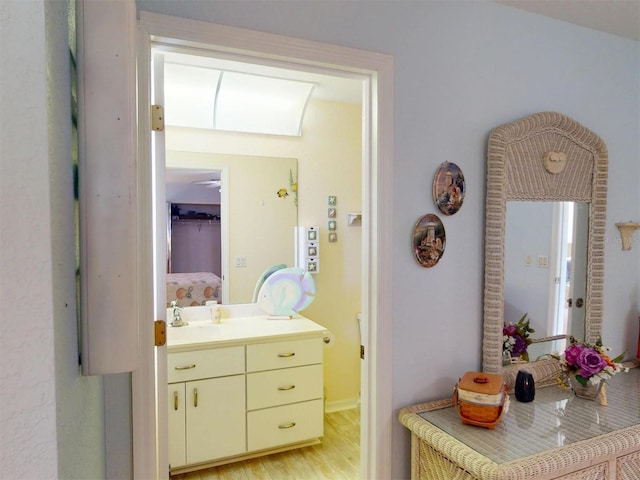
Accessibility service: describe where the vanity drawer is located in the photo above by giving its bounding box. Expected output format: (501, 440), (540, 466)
(247, 364), (323, 410)
(168, 346), (244, 383)
(246, 338), (322, 372)
(247, 399), (324, 451)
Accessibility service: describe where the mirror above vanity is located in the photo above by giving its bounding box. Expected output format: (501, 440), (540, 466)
(483, 112), (608, 384)
(166, 152), (299, 305)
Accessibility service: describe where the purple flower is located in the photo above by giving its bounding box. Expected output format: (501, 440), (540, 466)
(564, 344), (585, 367)
(511, 334), (528, 356)
(577, 347), (608, 378)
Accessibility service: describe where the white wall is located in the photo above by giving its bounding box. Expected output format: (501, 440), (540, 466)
(0, 0), (105, 479)
(2, 1), (638, 479)
(0, 2), (58, 477)
(135, 3), (639, 478)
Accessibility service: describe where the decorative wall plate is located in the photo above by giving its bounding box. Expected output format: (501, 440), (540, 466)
(257, 267), (316, 315)
(412, 214), (446, 267)
(433, 162), (465, 215)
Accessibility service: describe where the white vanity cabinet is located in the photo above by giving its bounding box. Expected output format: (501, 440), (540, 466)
(167, 346), (246, 469)
(246, 338), (324, 451)
(166, 314), (327, 474)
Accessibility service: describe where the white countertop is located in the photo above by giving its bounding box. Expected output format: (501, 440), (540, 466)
(167, 314), (328, 352)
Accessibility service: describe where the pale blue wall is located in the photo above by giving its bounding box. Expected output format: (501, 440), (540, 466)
(135, 1), (639, 478)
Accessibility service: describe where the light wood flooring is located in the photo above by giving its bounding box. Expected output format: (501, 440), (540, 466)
(172, 407), (360, 480)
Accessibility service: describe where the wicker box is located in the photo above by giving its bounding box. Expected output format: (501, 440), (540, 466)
(453, 372), (507, 429)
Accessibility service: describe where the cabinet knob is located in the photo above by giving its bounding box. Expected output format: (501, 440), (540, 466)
(173, 391), (179, 411)
(278, 422), (296, 429)
(193, 388), (198, 407)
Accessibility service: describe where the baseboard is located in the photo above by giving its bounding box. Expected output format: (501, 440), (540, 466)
(324, 397), (360, 413)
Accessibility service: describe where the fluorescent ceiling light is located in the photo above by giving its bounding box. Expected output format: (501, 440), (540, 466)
(163, 63), (315, 136)
(214, 72), (314, 136)
(164, 63), (220, 129)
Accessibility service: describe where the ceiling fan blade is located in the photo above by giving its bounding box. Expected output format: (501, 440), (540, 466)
(192, 179), (220, 186)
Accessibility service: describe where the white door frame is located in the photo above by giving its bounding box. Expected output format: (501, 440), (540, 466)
(134, 11), (394, 479)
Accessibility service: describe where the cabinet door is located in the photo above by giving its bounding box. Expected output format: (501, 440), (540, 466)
(186, 375), (246, 464)
(167, 384), (186, 468)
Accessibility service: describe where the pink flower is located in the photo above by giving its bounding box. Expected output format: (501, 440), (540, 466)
(503, 324), (517, 336)
(577, 347), (608, 378)
(564, 344), (585, 367)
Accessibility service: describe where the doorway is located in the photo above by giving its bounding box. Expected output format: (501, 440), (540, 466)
(158, 46), (363, 473)
(135, 12), (393, 480)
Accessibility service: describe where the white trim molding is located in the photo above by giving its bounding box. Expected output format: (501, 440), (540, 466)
(135, 11), (394, 480)
(76, 0), (138, 375)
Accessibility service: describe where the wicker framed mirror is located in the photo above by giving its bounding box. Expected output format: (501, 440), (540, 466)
(482, 112), (608, 385)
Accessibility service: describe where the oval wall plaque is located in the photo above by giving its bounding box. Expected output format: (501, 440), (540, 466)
(412, 213), (446, 268)
(433, 162), (465, 216)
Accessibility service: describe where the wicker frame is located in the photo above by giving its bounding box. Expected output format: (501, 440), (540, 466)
(483, 112), (608, 380)
(399, 399), (640, 480)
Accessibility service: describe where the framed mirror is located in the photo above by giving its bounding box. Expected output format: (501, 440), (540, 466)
(482, 112), (608, 385)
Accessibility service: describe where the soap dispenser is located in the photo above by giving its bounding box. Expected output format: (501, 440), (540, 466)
(207, 301), (221, 324)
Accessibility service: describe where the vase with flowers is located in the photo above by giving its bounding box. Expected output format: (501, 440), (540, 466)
(503, 313), (534, 364)
(558, 336), (627, 400)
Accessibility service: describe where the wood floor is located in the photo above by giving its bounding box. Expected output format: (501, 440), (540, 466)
(172, 408), (360, 480)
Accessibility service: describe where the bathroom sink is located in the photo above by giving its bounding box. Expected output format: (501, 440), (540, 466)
(165, 312), (329, 350)
(166, 322), (221, 345)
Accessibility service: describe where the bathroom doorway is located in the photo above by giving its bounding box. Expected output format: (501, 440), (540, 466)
(156, 45), (363, 475)
(135, 12), (393, 479)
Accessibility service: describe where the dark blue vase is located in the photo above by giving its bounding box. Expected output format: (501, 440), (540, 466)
(515, 370), (535, 402)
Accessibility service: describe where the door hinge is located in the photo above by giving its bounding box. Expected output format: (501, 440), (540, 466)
(151, 105), (164, 131)
(155, 320), (166, 346)
(360, 345), (365, 360)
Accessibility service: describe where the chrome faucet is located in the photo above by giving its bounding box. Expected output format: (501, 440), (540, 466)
(170, 301), (188, 327)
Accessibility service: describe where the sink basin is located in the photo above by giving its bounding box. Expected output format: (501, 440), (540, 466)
(167, 323), (221, 344)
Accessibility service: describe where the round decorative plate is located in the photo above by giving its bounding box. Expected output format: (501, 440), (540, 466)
(412, 214), (446, 268)
(433, 162), (465, 215)
(257, 267), (316, 315)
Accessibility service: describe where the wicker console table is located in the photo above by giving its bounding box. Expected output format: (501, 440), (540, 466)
(399, 367), (640, 480)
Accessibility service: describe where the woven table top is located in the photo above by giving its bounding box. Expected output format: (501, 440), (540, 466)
(416, 367), (640, 464)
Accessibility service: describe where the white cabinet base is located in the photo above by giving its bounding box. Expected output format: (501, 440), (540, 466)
(168, 329), (326, 475)
(169, 438), (321, 476)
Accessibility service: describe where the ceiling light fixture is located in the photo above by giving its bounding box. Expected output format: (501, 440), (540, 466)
(163, 63), (315, 136)
(214, 71), (314, 136)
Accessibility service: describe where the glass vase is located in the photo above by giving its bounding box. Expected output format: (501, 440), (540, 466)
(568, 376), (602, 400)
